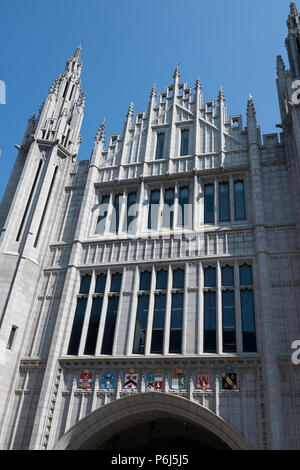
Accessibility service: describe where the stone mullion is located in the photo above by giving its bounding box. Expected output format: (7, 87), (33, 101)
(112, 267), (126, 356)
(78, 271), (96, 356)
(197, 261), (204, 354)
(126, 266), (140, 355)
(216, 261), (223, 355)
(234, 260), (243, 353)
(163, 264), (172, 355)
(63, 373), (76, 435)
(94, 270), (111, 355)
(181, 262), (188, 355)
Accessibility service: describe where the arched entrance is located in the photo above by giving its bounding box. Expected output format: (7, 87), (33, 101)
(54, 392), (250, 450)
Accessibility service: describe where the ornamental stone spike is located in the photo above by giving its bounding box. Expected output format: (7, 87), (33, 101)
(290, 2), (299, 16)
(195, 75), (202, 91)
(276, 55), (286, 75)
(247, 95), (256, 120)
(218, 86), (225, 103)
(127, 102), (134, 118)
(95, 119), (105, 143)
(173, 62), (180, 80)
(150, 83), (157, 99)
(78, 91), (86, 108)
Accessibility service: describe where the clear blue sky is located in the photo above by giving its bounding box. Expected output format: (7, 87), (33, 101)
(0, 0), (294, 201)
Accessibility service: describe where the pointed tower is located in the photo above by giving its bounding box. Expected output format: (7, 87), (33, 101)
(0, 47), (86, 432)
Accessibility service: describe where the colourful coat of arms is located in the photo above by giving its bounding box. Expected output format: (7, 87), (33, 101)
(78, 371), (93, 390)
(196, 374), (211, 391)
(124, 374), (139, 390)
(146, 373), (163, 390)
(222, 372), (238, 390)
(101, 373), (115, 389)
(171, 372), (186, 391)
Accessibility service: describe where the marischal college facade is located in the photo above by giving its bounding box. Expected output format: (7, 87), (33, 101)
(1, 2), (300, 452)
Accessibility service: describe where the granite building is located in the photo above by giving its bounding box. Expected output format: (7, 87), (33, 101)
(0, 2), (300, 451)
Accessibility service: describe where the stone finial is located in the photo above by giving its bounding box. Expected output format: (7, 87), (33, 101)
(218, 86), (225, 103)
(276, 55), (286, 75)
(150, 83), (157, 99)
(195, 75), (202, 91)
(73, 42), (82, 60)
(95, 119), (105, 143)
(28, 113), (35, 122)
(247, 95), (256, 120)
(173, 62), (180, 79)
(127, 102), (134, 118)
(78, 91), (86, 108)
(290, 2), (298, 16)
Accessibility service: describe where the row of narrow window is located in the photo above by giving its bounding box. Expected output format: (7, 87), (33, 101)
(155, 129), (189, 159)
(67, 264), (256, 357)
(96, 180), (246, 234)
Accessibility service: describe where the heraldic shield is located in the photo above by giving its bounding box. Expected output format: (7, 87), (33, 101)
(146, 373), (163, 390)
(222, 372), (238, 390)
(78, 371), (93, 390)
(101, 373), (115, 389)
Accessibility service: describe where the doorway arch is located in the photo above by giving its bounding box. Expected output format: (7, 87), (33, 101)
(54, 392), (250, 450)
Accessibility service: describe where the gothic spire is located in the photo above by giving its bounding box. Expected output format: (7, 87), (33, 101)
(276, 55), (286, 76)
(218, 86), (225, 103)
(195, 75), (202, 91)
(290, 2), (299, 17)
(127, 102), (134, 118)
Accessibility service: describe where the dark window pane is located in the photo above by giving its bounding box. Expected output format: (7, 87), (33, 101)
(204, 267), (216, 287)
(101, 297), (119, 354)
(96, 195), (109, 233)
(111, 273), (122, 292)
(204, 184), (214, 224)
(148, 190), (160, 230)
(162, 188), (174, 228)
(67, 298), (87, 355)
(219, 182), (230, 222)
(222, 291), (236, 353)
(84, 297), (103, 355)
(178, 187), (189, 228)
(79, 275), (91, 295)
(234, 181), (246, 220)
(156, 133), (165, 159)
(169, 294), (183, 353)
(127, 192), (137, 234)
(204, 292), (216, 353)
(240, 265), (253, 285)
(133, 295), (149, 354)
(95, 274), (107, 293)
(140, 271), (151, 291)
(173, 269), (184, 289)
(240, 290), (257, 352)
(111, 194), (121, 234)
(151, 294), (166, 353)
(156, 270), (168, 290)
(222, 266), (234, 286)
(180, 129), (189, 156)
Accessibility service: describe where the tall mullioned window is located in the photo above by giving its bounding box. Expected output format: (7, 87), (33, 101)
(84, 273), (107, 355)
(148, 189), (160, 230)
(155, 133), (165, 159)
(240, 264), (256, 352)
(221, 266), (236, 352)
(234, 180), (246, 220)
(203, 267), (217, 353)
(96, 195), (110, 234)
(101, 273), (122, 355)
(67, 275), (91, 355)
(219, 182), (230, 222)
(133, 271), (152, 354)
(127, 192), (137, 234)
(150, 270), (168, 354)
(180, 129), (189, 156)
(178, 187), (189, 228)
(111, 194), (122, 234)
(204, 184), (214, 224)
(169, 269), (185, 353)
(162, 188), (175, 229)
